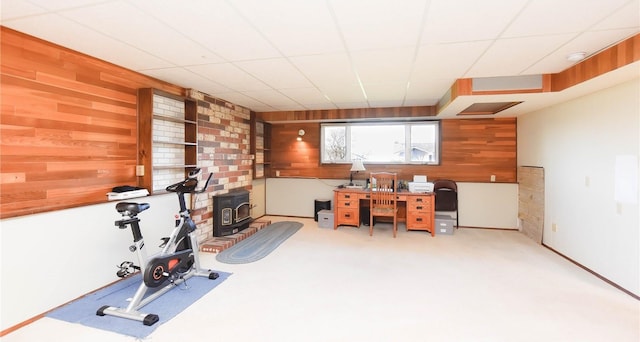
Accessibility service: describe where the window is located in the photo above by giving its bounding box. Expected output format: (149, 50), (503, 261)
(321, 121), (440, 164)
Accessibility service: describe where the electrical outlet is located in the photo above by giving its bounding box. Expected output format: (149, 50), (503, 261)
(552, 223), (557, 232)
(490, 175), (496, 182)
(136, 165), (144, 176)
(275, 170), (280, 177)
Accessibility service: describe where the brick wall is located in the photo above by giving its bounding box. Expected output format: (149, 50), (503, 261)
(187, 89), (254, 241)
(152, 94), (187, 191)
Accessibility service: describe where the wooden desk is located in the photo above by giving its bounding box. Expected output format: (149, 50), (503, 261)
(333, 188), (435, 236)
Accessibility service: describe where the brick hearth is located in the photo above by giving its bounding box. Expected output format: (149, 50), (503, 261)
(200, 219), (271, 253)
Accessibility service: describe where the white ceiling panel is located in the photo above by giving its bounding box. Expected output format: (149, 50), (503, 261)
(186, 63), (271, 92)
(412, 41), (493, 79)
(278, 88), (334, 106)
(594, 0), (640, 30)
(141, 67), (231, 94)
(525, 29), (640, 74)
(4, 13), (172, 70)
(351, 47), (416, 84)
(230, 0), (344, 56)
(329, 0), (428, 51)
(2, 0), (638, 114)
(19, 0), (109, 11)
(503, 0), (631, 38)
(235, 58), (314, 89)
(421, 0), (528, 44)
(290, 53), (361, 88)
(130, 0), (281, 62)
(240, 89), (300, 110)
(466, 34), (576, 77)
(1, 0), (47, 20)
(60, 1), (225, 66)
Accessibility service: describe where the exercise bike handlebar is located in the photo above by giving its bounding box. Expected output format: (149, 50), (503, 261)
(165, 168), (213, 194)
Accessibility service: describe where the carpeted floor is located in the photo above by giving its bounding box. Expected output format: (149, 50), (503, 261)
(5, 216), (639, 342)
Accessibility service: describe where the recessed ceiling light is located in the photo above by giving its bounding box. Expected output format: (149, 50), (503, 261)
(566, 52), (587, 62)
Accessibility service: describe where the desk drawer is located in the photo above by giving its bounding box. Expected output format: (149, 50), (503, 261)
(407, 213), (433, 229)
(337, 199), (359, 208)
(337, 192), (359, 201)
(336, 208), (359, 226)
(408, 195), (432, 207)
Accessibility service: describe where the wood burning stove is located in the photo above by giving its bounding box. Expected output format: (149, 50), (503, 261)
(212, 190), (251, 237)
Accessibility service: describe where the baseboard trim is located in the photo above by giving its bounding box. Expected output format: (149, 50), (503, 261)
(542, 243), (639, 301)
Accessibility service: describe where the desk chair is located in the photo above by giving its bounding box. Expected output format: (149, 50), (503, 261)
(369, 172), (398, 238)
(433, 179), (458, 227)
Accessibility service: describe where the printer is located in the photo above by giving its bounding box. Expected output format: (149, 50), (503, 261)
(408, 175), (434, 193)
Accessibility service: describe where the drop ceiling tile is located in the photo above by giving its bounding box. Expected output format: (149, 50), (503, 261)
(593, 0), (640, 30)
(421, 0), (528, 44)
(362, 82), (408, 104)
(290, 53), (361, 88)
(412, 41), (492, 79)
(235, 58), (314, 89)
(405, 77), (455, 104)
(213, 91), (271, 110)
(230, 0), (344, 56)
(318, 85), (367, 104)
(20, 0), (111, 10)
(351, 47), (415, 84)
(186, 63), (271, 92)
(132, 0), (281, 62)
(278, 88), (334, 106)
(525, 29), (640, 74)
(466, 34), (575, 77)
(241, 89), (300, 109)
(60, 2), (224, 66)
(502, 0), (631, 38)
(329, 0), (428, 51)
(1, 0), (47, 20)
(3, 13), (172, 70)
(141, 67), (231, 94)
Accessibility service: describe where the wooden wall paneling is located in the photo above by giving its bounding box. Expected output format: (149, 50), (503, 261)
(0, 27), (184, 218)
(268, 118), (516, 183)
(257, 106), (436, 122)
(551, 33), (639, 91)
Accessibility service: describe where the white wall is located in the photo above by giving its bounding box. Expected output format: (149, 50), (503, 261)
(266, 178), (519, 229)
(0, 193), (184, 331)
(518, 78), (640, 296)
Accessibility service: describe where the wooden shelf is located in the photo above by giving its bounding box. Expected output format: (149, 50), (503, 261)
(138, 88), (198, 193)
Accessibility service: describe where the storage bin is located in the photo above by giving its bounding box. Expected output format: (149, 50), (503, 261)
(314, 199), (331, 221)
(435, 214), (455, 235)
(318, 210), (334, 228)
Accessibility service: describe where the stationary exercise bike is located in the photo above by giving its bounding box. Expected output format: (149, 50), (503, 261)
(97, 169), (219, 326)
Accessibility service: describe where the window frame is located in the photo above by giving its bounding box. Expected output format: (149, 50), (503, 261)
(320, 121), (441, 165)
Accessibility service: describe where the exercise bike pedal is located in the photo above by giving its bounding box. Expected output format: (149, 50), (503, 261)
(208, 272), (219, 280)
(116, 261), (139, 278)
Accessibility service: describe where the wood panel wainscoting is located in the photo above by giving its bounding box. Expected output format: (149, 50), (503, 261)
(0, 27), (184, 218)
(262, 118), (516, 183)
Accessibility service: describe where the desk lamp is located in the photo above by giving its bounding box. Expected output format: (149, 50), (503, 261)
(349, 159), (366, 186)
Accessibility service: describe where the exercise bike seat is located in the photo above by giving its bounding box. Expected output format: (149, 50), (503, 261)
(116, 202), (150, 216)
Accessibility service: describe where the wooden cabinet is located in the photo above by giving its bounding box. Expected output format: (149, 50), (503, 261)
(406, 195), (434, 235)
(334, 190), (361, 228)
(138, 88), (197, 193)
(251, 115), (271, 179)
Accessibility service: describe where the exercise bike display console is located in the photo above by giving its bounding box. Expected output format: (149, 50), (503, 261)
(97, 169), (219, 326)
